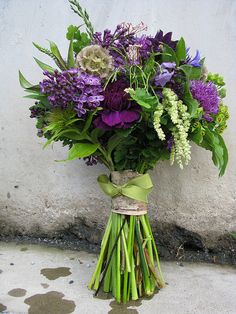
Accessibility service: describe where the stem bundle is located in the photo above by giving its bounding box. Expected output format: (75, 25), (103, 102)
(88, 212), (165, 303)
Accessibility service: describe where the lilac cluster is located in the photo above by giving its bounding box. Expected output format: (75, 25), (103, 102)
(93, 25), (136, 68)
(29, 103), (45, 118)
(83, 155), (99, 166)
(40, 69), (104, 116)
(190, 80), (219, 121)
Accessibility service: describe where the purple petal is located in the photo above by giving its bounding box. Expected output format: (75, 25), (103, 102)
(154, 70), (174, 87)
(102, 111), (122, 126)
(161, 62), (176, 69)
(119, 110), (140, 123)
(93, 116), (111, 130)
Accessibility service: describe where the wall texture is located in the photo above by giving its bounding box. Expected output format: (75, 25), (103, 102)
(0, 0), (235, 261)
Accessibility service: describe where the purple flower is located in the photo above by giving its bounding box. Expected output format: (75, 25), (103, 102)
(190, 80), (220, 120)
(133, 35), (152, 59)
(155, 70), (174, 87)
(166, 137), (174, 151)
(94, 79), (140, 129)
(186, 49), (201, 67)
(83, 155), (99, 166)
(40, 69), (104, 117)
(150, 30), (178, 52)
(154, 62), (176, 87)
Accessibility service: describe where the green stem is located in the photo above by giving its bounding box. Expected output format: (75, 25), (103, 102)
(135, 218), (151, 295)
(116, 214), (121, 302)
(111, 213), (117, 298)
(145, 215), (165, 287)
(88, 215), (112, 289)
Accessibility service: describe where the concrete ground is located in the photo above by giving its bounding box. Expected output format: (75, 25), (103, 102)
(0, 242), (235, 314)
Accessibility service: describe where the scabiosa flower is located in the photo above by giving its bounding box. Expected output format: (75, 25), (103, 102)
(40, 69), (104, 117)
(190, 80), (220, 121)
(76, 45), (114, 79)
(94, 79), (140, 129)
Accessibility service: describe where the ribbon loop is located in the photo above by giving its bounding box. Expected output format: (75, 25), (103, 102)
(97, 173), (153, 203)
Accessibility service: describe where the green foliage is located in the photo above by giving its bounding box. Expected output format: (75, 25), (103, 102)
(48, 40), (67, 70)
(112, 123), (170, 173)
(218, 88), (226, 98)
(179, 64), (202, 80)
(67, 39), (76, 68)
(33, 57), (56, 74)
(207, 72), (225, 86)
(66, 25), (91, 54)
(176, 37), (186, 63)
(18, 71), (40, 93)
(126, 88), (159, 109)
(193, 128), (228, 176)
(182, 82), (200, 117)
(19, 71), (33, 89)
(67, 142), (99, 160)
(33, 41), (67, 70)
(69, 0), (94, 39)
(162, 44), (178, 65)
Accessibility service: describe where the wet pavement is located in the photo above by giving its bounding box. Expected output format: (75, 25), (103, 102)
(0, 241), (235, 314)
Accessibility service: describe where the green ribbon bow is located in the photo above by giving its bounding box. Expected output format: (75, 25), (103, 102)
(97, 173), (153, 203)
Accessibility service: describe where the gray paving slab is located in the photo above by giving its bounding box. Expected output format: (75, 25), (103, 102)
(0, 242), (235, 314)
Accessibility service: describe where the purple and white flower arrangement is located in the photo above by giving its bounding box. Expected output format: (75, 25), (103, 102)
(19, 0), (229, 304)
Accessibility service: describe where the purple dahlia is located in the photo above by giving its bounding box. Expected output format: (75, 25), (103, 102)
(94, 79), (141, 129)
(190, 80), (220, 121)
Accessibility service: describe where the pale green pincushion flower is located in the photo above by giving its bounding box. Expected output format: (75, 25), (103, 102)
(76, 44), (114, 78)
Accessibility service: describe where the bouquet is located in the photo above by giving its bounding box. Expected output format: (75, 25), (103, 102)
(19, 0), (229, 303)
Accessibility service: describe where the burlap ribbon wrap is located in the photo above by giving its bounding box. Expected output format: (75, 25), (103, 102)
(97, 170), (153, 215)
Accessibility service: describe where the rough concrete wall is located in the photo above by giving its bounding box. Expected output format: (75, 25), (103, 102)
(0, 0), (235, 258)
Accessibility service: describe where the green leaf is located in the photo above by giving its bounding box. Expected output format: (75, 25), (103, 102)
(55, 129), (87, 141)
(191, 127), (203, 145)
(197, 129), (228, 176)
(107, 134), (125, 156)
(182, 82), (199, 117)
(215, 132), (228, 176)
(68, 142), (99, 160)
(162, 44), (178, 65)
(67, 38), (76, 68)
(33, 57), (56, 74)
(48, 40), (67, 70)
(82, 108), (99, 133)
(24, 94), (49, 102)
(126, 88), (158, 109)
(179, 65), (202, 80)
(90, 128), (105, 142)
(176, 37), (186, 62)
(19, 71), (33, 89)
(143, 54), (156, 77)
(66, 25), (79, 40)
